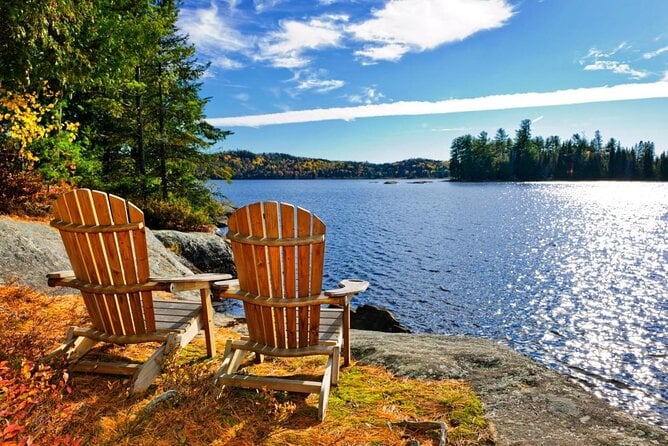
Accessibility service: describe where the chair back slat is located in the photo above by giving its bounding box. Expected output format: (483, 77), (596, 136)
(247, 203), (275, 346)
(227, 201), (326, 348)
(52, 189), (155, 336)
(106, 194), (141, 334)
(127, 203), (154, 332)
(280, 203), (298, 348)
(264, 202), (286, 348)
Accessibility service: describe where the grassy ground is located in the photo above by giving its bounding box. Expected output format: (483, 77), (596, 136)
(0, 284), (494, 445)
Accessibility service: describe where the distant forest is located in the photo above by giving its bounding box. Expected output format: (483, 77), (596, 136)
(209, 151), (450, 179)
(450, 119), (668, 181)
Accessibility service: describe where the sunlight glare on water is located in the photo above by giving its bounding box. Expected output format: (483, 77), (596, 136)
(212, 180), (668, 428)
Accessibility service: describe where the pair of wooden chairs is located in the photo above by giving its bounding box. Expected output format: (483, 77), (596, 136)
(48, 189), (368, 420)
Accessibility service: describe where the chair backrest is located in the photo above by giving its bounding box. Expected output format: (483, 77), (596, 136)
(227, 202), (326, 349)
(51, 189), (155, 336)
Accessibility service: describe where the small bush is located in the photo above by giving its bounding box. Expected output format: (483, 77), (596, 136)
(141, 198), (215, 232)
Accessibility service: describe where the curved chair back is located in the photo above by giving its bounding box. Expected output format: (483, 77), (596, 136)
(227, 202), (326, 348)
(51, 189), (155, 335)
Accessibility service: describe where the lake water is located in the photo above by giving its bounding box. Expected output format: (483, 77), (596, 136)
(210, 179), (668, 429)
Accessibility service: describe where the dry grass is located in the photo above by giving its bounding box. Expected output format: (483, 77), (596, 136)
(0, 284), (494, 445)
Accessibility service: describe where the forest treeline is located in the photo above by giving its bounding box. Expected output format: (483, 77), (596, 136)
(1, 0), (231, 229)
(209, 151), (450, 179)
(450, 119), (668, 181)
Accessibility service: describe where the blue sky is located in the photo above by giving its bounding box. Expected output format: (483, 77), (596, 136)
(178, 0), (668, 162)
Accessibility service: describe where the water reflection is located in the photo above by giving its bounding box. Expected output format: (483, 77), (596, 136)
(213, 180), (668, 429)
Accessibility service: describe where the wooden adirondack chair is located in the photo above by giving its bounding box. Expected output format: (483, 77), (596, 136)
(46, 189), (230, 392)
(212, 201), (368, 420)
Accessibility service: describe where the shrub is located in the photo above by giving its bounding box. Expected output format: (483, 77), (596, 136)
(141, 198), (215, 232)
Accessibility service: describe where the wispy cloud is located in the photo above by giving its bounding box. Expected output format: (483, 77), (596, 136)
(580, 43), (648, 79)
(291, 70), (345, 93)
(256, 15), (348, 68)
(531, 115), (544, 124)
(583, 61), (648, 79)
(347, 86), (385, 104)
(253, 0), (284, 13)
(178, 3), (250, 69)
(349, 0), (514, 63)
(584, 42), (629, 59)
(643, 46), (668, 59)
(208, 82), (668, 127)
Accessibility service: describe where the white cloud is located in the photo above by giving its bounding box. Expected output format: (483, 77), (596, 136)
(584, 42), (629, 59)
(643, 46), (668, 59)
(234, 93), (250, 101)
(181, 1), (515, 72)
(531, 115), (544, 124)
(354, 44), (409, 63)
(580, 43), (649, 79)
(287, 70), (345, 93)
(256, 16), (347, 68)
(178, 3), (251, 70)
(662, 71), (668, 82)
(348, 86), (385, 104)
(296, 78), (345, 93)
(583, 61), (648, 79)
(210, 55), (244, 70)
(254, 0), (284, 13)
(208, 81), (668, 127)
(226, 0), (242, 10)
(348, 0), (514, 62)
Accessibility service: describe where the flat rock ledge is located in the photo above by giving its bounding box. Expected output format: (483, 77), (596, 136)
(351, 331), (667, 446)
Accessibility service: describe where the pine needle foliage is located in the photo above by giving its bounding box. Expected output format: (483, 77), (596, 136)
(0, 285), (493, 445)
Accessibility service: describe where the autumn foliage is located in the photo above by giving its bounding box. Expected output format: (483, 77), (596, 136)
(0, 284), (493, 445)
(0, 86), (79, 216)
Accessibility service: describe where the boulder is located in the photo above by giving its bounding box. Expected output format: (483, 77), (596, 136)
(152, 230), (236, 276)
(0, 217), (193, 293)
(351, 304), (411, 333)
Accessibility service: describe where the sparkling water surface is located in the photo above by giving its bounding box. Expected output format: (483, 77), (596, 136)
(211, 179), (668, 428)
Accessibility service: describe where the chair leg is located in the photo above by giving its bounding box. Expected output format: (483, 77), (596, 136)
(131, 341), (172, 393)
(331, 347), (340, 387)
(343, 302), (351, 367)
(318, 355), (334, 421)
(44, 326), (98, 363)
(213, 348), (246, 389)
(200, 288), (216, 357)
(228, 349), (245, 374)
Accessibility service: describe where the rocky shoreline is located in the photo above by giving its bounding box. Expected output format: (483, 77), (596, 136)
(1, 216), (665, 445)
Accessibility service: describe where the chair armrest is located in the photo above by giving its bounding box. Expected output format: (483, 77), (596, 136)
(47, 271), (232, 294)
(47, 270), (75, 280)
(324, 279), (369, 298)
(211, 279), (240, 295)
(212, 279), (348, 307)
(149, 273), (233, 292)
(47, 276), (172, 294)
